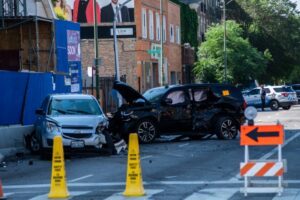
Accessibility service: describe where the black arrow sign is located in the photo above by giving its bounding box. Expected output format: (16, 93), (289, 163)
(246, 127), (280, 142)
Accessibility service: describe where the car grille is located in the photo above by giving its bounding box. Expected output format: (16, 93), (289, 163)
(62, 125), (93, 130)
(63, 133), (93, 139)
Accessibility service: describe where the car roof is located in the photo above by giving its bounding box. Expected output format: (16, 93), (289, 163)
(49, 94), (95, 99)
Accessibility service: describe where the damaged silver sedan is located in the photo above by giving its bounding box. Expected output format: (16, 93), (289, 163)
(31, 94), (113, 157)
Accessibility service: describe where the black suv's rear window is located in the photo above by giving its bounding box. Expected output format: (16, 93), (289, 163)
(273, 87), (293, 93)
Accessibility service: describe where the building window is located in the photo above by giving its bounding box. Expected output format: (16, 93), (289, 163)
(170, 24), (174, 43)
(149, 10), (154, 40)
(176, 26), (181, 44)
(142, 8), (147, 39)
(155, 12), (160, 41)
(163, 15), (166, 42)
(171, 71), (176, 84)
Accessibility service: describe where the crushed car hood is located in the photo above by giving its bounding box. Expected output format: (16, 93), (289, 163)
(113, 81), (149, 104)
(49, 115), (107, 128)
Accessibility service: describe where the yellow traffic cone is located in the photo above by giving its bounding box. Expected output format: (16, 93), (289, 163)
(123, 133), (145, 196)
(48, 136), (70, 198)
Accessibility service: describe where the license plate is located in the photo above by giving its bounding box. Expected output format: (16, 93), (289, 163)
(71, 141), (85, 148)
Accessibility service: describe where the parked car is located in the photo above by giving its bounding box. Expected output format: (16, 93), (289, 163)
(30, 94), (115, 156)
(290, 84), (300, 103)
(243, 85), (298, 110)
(109, 81), (246, 143)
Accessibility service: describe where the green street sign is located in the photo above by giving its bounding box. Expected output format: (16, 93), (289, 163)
(147, 49), (161, 54)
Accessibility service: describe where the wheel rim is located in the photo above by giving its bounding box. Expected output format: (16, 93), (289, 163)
(271, 101), (279, 109)
(30, 136), (40, 152)
(220, 119), (237, 139)
(137, 121), (156, 142)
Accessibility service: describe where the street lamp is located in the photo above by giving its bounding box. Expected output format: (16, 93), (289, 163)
(223, 0), (233, 83)
(113, 0), (132, 106)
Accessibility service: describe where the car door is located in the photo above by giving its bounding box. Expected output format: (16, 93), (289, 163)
(245, 88), (261, 107)
(159, 88), (192, 133)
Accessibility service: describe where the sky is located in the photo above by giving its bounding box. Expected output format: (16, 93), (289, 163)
(291, 0), (300, 10)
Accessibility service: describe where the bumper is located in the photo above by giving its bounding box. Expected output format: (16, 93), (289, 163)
(42, 134), (105, 150)
(279, 101), (298, 107)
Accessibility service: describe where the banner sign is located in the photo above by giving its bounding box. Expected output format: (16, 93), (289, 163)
(54, 0), (135, 24)
(67, 30), (81, 62)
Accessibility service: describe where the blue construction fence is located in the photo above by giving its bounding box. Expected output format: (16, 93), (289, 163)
(0, 20), (82, 126)
(0, 71), (73, 126)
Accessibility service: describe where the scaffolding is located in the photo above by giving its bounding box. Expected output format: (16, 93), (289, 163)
(0, 0), (55, 72)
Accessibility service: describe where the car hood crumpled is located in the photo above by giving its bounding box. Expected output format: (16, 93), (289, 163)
(49, 115), (107, 129)
(113, 80), (149, 104)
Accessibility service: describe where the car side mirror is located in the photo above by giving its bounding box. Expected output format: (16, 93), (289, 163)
(35, 108), (45, 115)
(163, 98), (173, 105)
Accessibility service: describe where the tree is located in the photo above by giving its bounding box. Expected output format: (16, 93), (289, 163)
(194, 20), (271, 85)
(170, 0), (199, 48)
(226, 0), (300, 84)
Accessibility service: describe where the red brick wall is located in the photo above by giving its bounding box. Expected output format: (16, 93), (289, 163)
(166, 1), (182, 83)
(80, 0), (182, 91)
(80, 38), (137, 88)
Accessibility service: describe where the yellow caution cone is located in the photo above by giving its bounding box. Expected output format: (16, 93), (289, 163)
(48, 136), (70, 198)
(123, 133), (145, 196)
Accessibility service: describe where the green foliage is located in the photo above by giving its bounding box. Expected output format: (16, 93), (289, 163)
(227, 0), (300, 84)
(170, 0), (199, 48)
(194, 21), (270, 85)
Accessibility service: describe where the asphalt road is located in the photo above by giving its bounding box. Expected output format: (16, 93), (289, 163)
(1, 105), (300, 200)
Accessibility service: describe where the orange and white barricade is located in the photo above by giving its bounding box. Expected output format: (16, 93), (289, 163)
(240, 125), (286, 196)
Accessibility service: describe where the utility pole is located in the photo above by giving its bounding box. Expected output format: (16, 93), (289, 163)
(160, 0), (164, 86)
(223, 0), (227, 83)
(113, 0), (132, 106)
(93, 0), (100, 101)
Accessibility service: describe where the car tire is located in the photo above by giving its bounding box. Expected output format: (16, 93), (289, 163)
(28, 132), (41, 154)
(135, 119), (157, 144)
(215, 116), (238, 140)
(270, 100), (279, 111)
(282, 105), (291, 110)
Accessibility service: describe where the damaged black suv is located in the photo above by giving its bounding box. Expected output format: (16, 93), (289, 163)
(110, 81), (246, 143)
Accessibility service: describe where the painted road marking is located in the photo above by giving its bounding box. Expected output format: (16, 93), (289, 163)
(5, 180), (300, 189)
(185, 188), (237, 200)
(29, 191), (90, 200)
(69, 174), (93, 183)
(141, 155), (153, 160)
(179, 143), (189, 148)
(104, 189), (163, 200)
(272, 189), (300, 200)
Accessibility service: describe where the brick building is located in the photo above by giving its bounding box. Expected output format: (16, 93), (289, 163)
(80, 0), (182, 96)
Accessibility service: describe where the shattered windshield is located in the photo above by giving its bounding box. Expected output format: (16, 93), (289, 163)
(143, 87), (168, 103)
(48, 98), (102, 116)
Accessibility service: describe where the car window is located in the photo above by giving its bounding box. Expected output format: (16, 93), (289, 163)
(273, 86), (293, 93)
(166, 90), (187, 105)
(40, 96), (50, 111)
(143, 87), (167, 103)
(292, 85), (300, 90)
(249, 89), (260, 95)
(264, 88), (271, 93)
(193, 89), (208, 102)
(48, 98), (102, 115)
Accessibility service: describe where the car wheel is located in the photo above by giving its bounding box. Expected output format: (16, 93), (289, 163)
(282, 105), (291, 110)
(29, 133), (41, 154)
(270, 100), (279, 111)
(135, 119), (157, 144)
(215, 116), (238, 140)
